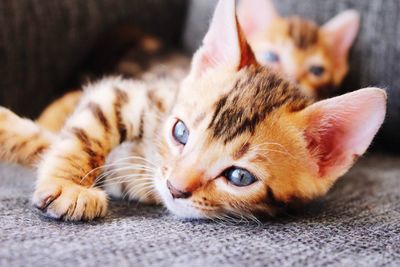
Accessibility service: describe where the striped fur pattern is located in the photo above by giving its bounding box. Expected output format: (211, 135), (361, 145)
(36, 0), (359, 132)
(0, 0), (384, 222)
(238, 0), (360, 99)
(37, 53), (190, 133)
(0, 107), (55, 167)
(32, 77), (178, 220)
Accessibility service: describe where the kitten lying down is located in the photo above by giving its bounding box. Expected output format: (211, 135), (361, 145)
(0, 0), (386, 221)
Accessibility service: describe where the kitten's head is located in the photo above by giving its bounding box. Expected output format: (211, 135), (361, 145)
(238, 0), (360, 99)
(155, 0), (386, 220)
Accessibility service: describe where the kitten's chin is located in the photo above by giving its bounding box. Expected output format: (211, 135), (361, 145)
(165, 199), (207, 220)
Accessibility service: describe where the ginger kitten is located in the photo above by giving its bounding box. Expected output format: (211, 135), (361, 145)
(0, 0), (385, 221)
(238, 0), (360, 99)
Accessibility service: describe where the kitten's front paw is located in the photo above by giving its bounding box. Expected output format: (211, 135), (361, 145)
(32, 178), (108, 221)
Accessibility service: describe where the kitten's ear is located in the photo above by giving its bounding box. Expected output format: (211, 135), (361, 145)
(237, 0), (279, 37)
(322, 10), (360, 65)
(190, 0), (257, 77)
(299, 88), (386, 181)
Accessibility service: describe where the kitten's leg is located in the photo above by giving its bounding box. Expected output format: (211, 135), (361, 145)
(33, 78), (150, 221)
(37, 90), (83, 132)
(0, 107), (55, 167)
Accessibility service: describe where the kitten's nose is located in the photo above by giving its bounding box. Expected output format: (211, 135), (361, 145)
(167, 180), (192, 199)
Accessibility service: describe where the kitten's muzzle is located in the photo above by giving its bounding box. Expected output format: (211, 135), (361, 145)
(167, 180), (192, 199)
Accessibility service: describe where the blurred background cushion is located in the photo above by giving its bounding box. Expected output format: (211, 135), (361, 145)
(184, 0), (400, 151)
(0, 0), (187, 118)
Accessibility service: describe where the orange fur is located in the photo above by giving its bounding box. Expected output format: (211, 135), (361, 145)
(238, 0), (360, 99)
(38, 0), (359, 133)
(37, 90), (82, 132)
(0, 0), (384, 222)
(248, 17), (339, 98)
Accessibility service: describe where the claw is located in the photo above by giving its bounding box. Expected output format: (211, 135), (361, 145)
(32, 179), (108, 221)
(35, 195), (54, 210)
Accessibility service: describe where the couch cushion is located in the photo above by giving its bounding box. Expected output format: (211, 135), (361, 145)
(0, 0), (187, 118)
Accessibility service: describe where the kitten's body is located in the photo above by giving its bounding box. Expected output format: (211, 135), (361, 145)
(38, 52), (190, 133)
(0, 0), (385, 221)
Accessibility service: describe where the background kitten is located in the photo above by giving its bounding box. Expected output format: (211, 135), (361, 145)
(238, 0), (360, 99)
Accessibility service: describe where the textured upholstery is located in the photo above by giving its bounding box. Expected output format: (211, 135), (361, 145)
(0, 0), (187, 118)
(1, 154), (399, 266)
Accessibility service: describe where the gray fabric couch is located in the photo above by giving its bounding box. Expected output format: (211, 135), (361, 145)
(0, 0), (187, 117)
(1, 155), (399, 266)
(1, 0), (400, 266)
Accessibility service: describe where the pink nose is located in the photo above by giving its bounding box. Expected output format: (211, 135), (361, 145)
(167, 180), (192, 199)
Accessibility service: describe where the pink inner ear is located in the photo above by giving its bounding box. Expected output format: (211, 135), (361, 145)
(190, 0), (256, 76)
(322, 10), (360, 64)
(305, 110), (353, 177)
(304, 88), (386, 178)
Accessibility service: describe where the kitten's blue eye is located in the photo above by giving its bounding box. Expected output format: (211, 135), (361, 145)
(309, 65), (325, 76)
(224, 167), (257, 187)
(262, 51), (280, 63)
(172, 120), (189, 145)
